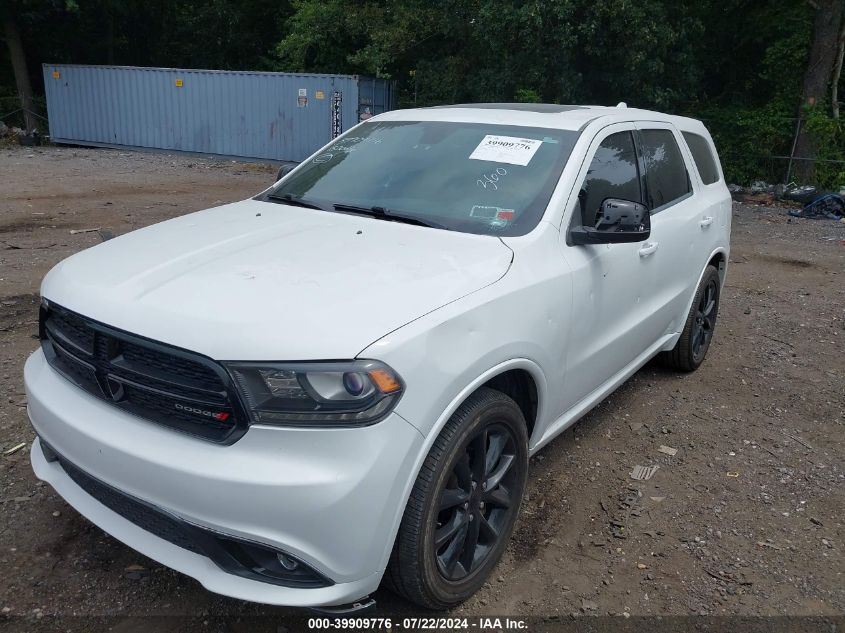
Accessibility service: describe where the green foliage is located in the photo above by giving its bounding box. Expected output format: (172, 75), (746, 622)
(274, 0), (705, 108)
(3, 0), (844, 186)
(514, 89), (542, 104)
(690, 102), (797, 185)
(802, 104), (845, 189)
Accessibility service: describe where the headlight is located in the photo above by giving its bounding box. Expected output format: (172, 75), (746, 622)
(225, 360), (404, 427)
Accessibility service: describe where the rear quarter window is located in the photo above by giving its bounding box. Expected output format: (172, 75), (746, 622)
(682, 132), (721, 185)
(640, 129), (691, 211)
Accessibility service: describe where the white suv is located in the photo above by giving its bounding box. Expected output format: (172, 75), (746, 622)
(25, 104), (730, 611)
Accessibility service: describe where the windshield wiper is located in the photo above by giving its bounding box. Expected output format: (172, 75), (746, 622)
(332, 203), (447, 230)
(265, 192), (325, 210)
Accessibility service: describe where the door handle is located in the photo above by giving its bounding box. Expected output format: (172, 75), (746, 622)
(638, 242), (659, 257)
(699, 216), (714, 228)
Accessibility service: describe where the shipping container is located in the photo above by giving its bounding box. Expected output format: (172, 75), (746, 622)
(42, 64), (396, 162)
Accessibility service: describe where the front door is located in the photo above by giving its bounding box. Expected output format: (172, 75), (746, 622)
(558, 124), (664, 412)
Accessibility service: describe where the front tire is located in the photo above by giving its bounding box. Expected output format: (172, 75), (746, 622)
(662, 265), (721, 372)
(386, 387), (528, 609)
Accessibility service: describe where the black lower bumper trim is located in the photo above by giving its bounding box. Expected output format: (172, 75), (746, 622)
(40, 438), (332, 588)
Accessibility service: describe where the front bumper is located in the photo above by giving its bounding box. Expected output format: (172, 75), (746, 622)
(25, 349), (424, 606)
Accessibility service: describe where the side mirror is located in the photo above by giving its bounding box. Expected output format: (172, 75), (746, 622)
(276, 164), (295, 181)
(570, 198), (651, 245)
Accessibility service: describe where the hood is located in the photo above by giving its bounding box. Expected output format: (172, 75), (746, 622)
(42, 199), (513, 360)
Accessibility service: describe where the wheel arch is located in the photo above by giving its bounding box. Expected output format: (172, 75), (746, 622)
(482, 368), (539, 441)
(683, 247), (729, 320)
(416, 358), (548, 449)
(662, 246), (728, 356)
(707, 249), (728, 287)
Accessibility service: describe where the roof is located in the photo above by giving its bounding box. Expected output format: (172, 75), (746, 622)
(374, 103), (706, 133)
(432, 103), (589, 113)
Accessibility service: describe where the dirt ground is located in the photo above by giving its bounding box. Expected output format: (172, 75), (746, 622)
(0, 145), (843, 629)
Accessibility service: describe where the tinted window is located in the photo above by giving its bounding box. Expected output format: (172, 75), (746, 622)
(683, 132), (720, 185)
(640, 129), (691, 210)
(266, 121), (580, 237)
(578, 131), (641, 227)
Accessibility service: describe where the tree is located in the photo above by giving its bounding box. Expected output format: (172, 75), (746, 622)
(793, 0), (845, 182)
(1, 1), (36, 132)
(274, 0), (704, 108)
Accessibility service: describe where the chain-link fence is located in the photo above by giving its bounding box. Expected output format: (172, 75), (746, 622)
(0, 94), (48, 132)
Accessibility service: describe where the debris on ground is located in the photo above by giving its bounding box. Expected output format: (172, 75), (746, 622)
(732, 191), (775, 205)
(68, 227), (102, 235)
(727, 182), (845, 220)
(580, 599), (598, 612)
(749, 181), (775, 194)
(0, 122), (24, 146)
(3, 442), (26, 455)
(657, 445), (678, 456)
(17, 131), (42, 147)
(788, 193), (845, 221)
(784, 433), (813, 450)
(630, 465), (660, 481)
(782, 184), (818, 205)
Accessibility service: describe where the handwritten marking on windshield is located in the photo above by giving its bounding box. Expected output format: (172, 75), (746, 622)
(477, 167), (508, 191)
(331, 136), (383, 153)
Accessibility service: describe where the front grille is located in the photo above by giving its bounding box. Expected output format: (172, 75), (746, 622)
(121, 340), (222, 392)
(57, 451), (202, 554)
(40, 302), (247, 444)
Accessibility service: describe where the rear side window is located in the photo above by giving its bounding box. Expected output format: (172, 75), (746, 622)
(682, 132), (720, 184)
(578, 131), (642, 226)
(640, 129), (690, 210)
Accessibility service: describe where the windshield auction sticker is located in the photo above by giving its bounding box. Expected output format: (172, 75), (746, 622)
(469, 135), (542, 166)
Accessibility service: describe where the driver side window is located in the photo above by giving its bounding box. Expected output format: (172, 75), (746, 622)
(578, 131), (642, 227)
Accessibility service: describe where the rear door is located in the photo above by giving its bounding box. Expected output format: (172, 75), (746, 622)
(634, 123), (701, 336)
(680, 130), (729, 265)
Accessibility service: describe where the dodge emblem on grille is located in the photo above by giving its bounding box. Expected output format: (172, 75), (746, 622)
(174, 402), (231, 422)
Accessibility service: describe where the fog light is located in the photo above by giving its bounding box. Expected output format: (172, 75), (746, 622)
(211, 536), (330, 587)
(276, 552), (299, 571)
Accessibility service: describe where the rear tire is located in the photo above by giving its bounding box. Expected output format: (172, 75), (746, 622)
(662, 265), (721, 372)
(385, 387), (528, 609)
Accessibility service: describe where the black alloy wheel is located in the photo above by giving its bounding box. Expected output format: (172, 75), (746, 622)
(692, 276), (718, 363)
(386, 387), (528, 609)
(434, 422), (519, 581)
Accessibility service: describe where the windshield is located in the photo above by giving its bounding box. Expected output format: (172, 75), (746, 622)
(262, 120), (580, 236)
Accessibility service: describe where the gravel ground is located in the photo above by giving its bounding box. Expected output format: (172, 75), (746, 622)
(0, 145), (843, 631)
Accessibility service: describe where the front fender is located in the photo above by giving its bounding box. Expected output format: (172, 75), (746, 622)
(359, 354), (549, 579)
